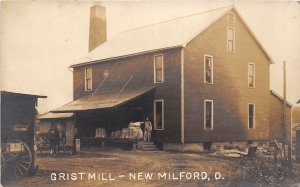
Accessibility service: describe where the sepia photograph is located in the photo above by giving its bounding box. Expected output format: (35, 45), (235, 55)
(1, 0), (300, 186)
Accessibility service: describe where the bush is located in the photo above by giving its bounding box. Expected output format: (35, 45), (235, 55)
(243, 158), (289, 185)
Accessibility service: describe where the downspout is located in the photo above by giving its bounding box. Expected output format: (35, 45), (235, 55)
(181, 48), (185, 144)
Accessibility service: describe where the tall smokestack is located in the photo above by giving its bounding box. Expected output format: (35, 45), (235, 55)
(88, 5), (107, 52)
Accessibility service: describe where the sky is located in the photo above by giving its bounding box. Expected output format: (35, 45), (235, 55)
(0, 0), (300, 113)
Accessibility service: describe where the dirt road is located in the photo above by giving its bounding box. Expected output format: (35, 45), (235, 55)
(3, 148), (299, 187)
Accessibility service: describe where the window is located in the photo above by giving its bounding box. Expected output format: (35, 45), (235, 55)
(248, 63), (255, 88)
(227, 12), (235, 23)
(204, 100), (213, 130)
(204, 55), (213, 84)
(85, 67), (92, 91)
(154, 100), (164, 130)
(227, 27), (235, 52)
(248, 104), (255, 129)
(154, 54), (164, 83)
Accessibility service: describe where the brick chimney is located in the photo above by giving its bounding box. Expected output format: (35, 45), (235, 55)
(88, 5), (107, 52)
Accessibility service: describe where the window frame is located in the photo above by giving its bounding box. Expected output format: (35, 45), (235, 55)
(248, 63), (255, 88)
(85, 67), (92, 91)
(204, 100), (214, 130)
(154, 99), (164, 130)
(227, 27), (235, 53)
(153, 54), (164, 83)
(227, 12), (235, 23)
(204, 55), (214, 84)
(248, 103), (255, 129)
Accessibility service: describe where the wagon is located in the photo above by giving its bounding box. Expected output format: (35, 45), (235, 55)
(1, 139), (34, 178)
(1, 91), (46, 179)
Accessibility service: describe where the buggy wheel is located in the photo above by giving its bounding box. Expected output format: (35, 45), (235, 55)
(1, 139), (33, 179)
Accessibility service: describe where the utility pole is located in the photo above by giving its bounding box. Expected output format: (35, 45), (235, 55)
(282, 61), (287, 162)
(283, 61), (292, 165)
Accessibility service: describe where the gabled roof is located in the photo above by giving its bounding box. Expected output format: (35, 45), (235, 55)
(270, 90), (293, 107)
(71, 5), (273, 68)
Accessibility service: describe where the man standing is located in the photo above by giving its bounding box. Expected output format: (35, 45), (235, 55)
(144, 117), (152, 141)
(48, 124), (59, 156)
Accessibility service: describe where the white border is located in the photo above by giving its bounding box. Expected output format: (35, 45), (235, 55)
(248, 103), (255, 129)
(227, 27), (235, 53)
(204, 55), (214, 84)
(181, 48), (185, 144)
(154, 99), (164, 130)
(84, 67), (92, 91)
(153, 54), (164, 83)
(204, 100), (213, 130)
(248, 63), (255, 88)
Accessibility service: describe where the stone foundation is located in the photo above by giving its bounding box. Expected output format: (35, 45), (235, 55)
(163, 143), (204, 152)
(163, 140), (270, 153)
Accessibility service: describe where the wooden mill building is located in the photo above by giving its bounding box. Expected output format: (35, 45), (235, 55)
(53, 5), (292, 151)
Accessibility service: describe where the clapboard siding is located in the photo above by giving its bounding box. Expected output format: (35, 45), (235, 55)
(184, 9), (270, 142)
(73, 48), (182, 142)
(269, 94), (291, 141)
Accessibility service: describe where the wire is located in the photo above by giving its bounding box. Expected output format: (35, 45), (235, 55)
(121, 5), (233, 33)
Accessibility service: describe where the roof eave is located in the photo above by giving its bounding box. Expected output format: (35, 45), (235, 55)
(270, 90), (293, 107)
(69, 45), (183, 68)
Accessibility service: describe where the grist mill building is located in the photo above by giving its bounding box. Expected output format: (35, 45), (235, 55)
(53, 5), (292, 151)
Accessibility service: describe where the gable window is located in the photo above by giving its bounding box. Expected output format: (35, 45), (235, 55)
(227, 27), (235, 52)
(227, 12), (235, 23)
(85, 67), (92, 91)
(154, 100), (164, 130)
(204, 55), (213, 84)
(248, 63), (255, 88)
(248, 103), (255, 129)
(154, 54), (164, 83)
(204, 100), (213, 130)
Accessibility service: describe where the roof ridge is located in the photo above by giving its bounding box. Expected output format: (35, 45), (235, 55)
(120, 5), (233, 34)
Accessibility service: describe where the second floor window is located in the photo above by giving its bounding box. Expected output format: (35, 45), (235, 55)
(85, 67), (92, 91)
(204, 55), (213, 84)
(248, 63), (255, 88)
(227, 27), (235, 52)
(154, 54), (164, 83)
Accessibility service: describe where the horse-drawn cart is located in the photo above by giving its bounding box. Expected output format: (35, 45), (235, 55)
(1, 91), (46, 179)
(1, 139), (34, 178)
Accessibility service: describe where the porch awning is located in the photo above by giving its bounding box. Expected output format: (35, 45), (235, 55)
(38, 112), (74, 119)
(51, 86), (155, 113)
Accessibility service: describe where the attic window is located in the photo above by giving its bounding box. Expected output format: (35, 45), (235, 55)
(227, 12), (235, 23)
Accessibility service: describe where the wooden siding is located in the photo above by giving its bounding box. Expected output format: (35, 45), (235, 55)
(1, 92), (37, 152)
(73, 48), (182, 143)
(184, 10), (271, 142)
(269, 94), (291, 142)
